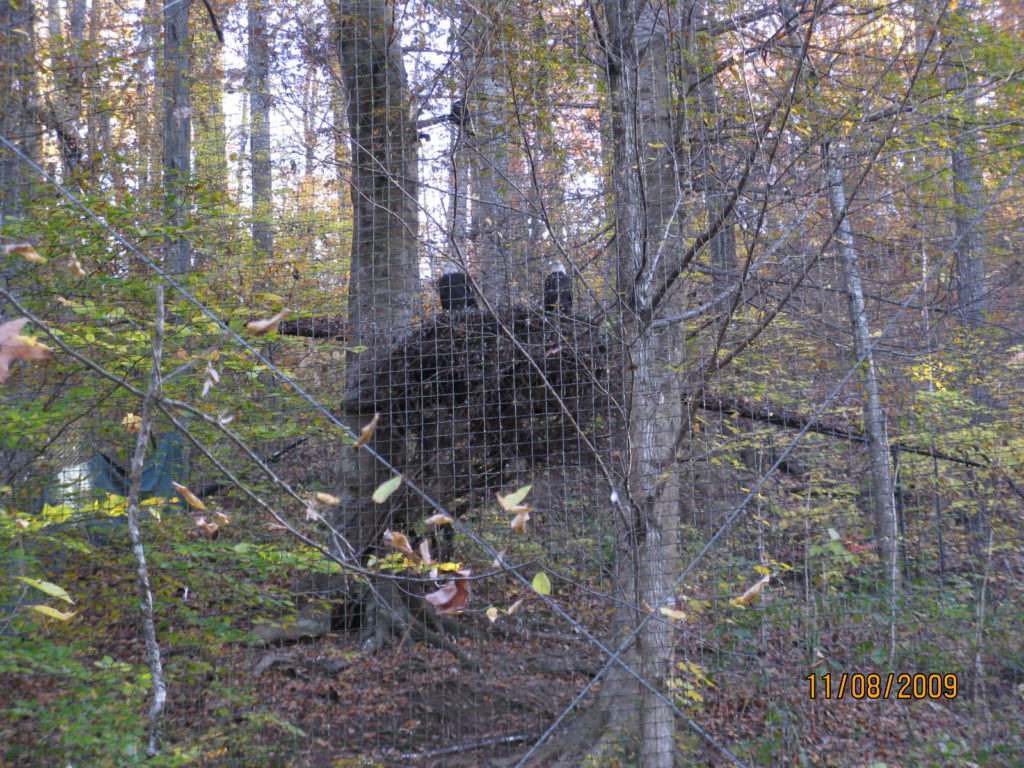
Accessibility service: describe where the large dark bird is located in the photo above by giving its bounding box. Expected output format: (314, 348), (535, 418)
(543, 268), (573, 314)
(437, 271), (478, 312)
(448, 99), (474, 135)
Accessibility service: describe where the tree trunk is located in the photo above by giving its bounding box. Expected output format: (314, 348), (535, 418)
(459, 0), (527, 305)
(248, 0), (273, 261)
(0, 0), (40, 235)
(690, 3), (737, 305)
(822, 144), (898, 591)
(162, 0), (191, 274)
(0, 0), (41, 488)
(944, 26), (985, 328)
(194, 4), (227, 200)
(595, 0), (686, 765)
(333, 0), (420, 559)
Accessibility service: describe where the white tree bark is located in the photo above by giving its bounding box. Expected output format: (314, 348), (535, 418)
(822, 144), (898, 592)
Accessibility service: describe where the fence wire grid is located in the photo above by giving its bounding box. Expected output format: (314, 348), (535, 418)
(1, 0), (1024, 766)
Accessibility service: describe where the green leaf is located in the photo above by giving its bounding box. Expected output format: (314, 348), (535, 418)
(16, 577), (74, 604)
(372, 475), (402, 504)
(531, 571), (552, 596)
(499, 485), (532, 509)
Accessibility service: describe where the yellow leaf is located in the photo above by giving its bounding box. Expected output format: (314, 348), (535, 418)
(16, 577), (74, 604)
(531, 571), (552, 596)
(315, 492), (340, 505)
(497, 485), (532, 511)
(485, 605), (500, 623)
(372, 475), (402, 504)
(122, 412), (142, 434)
(730, 573), (770, 608)
(171, 481), (208, 511)
(424, 513), (453, 525)
(659, 605), (685, 621)
(506, 597), (525, 615)
(30, 604), (76, 621)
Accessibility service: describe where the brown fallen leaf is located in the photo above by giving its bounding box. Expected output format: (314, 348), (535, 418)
(425, 569), (471, 615)
(0, 317), (54, 383)
(245, 308), (290, 334)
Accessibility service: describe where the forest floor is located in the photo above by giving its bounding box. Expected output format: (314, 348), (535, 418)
(3, 542), (1020, 767)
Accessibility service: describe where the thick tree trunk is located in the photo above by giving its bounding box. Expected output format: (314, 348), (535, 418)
(248, 0), (273, 261)
(595, 1), (685, 765)
(822, 144), (898, 591)
(333, 0), (420, 559)
(162, 0), (192, 274)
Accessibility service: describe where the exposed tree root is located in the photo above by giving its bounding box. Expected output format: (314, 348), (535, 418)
(515, 667), (642, 768)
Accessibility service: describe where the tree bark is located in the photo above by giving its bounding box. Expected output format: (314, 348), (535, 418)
(603, 1), (685, 765)
(458, 0), (527, 305)
(822, 144), (898, 591)
(333, 0), (420, 560)
(0, 0), (40, 234)
(248, 0), (273, 261)
(944, 21), (985, 328)
(162, 0), (192, 274)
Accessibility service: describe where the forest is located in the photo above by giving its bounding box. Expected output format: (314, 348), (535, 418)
(1, 0), (1023, 765)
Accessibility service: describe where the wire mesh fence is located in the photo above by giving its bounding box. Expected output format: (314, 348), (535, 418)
(1, 0), (1023, 766)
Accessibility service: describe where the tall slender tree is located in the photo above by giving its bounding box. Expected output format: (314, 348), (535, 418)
(162, 0), (192, 274)
(248, 0), (273, 261)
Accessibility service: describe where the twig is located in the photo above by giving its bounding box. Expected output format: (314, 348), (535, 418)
(400, 732), (530, 760)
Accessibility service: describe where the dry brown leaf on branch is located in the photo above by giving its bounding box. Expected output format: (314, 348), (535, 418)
(353, 412), (380, 448)
(5, 243), (46, 263)
(418, 539), (433, 565)
(68, 253), (87, 277)
(0, 318), (54, 384)
(245, 308), (290, 334)
(425, 569), (471, 615)
(382, 529), (415, 557)
(510, 510), (531, 534)
(194, 516), (219, 538)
